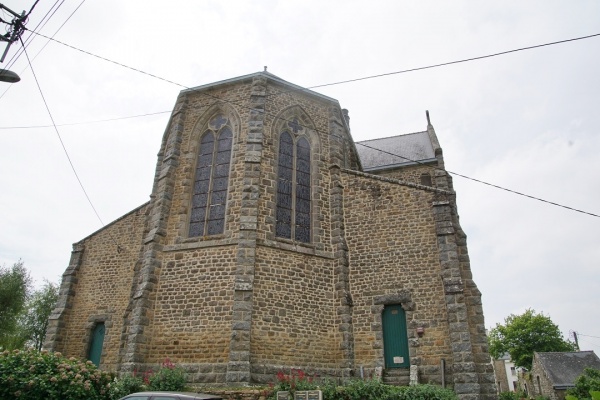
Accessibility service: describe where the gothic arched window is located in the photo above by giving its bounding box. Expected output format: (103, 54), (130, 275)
(276, 132), (311, 243)
(189, 115), (232, 237)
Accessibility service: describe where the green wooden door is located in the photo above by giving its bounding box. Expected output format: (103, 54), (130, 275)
(88, 323), (105, 367)
(382, 305), (410, 368)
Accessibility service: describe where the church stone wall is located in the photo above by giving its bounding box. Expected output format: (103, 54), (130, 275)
(55, 205), (147, 372)
(250, 246), (342, 381)
(163, 85), (252, 246)
(341, 171), (453, 384)
(147, 246), (237, 367)
(374, 163), (438, 189)
(258, 83), (337, 250)
(46, 73), (495, 398)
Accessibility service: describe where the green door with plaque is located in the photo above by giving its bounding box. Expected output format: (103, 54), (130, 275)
(382, 305), (409, 368)
(88, 323), (105, 367)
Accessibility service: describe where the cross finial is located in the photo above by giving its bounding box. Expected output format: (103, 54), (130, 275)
(264, 66), (267, 72)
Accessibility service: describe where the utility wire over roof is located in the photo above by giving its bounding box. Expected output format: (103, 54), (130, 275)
(356, 131), (436, 171)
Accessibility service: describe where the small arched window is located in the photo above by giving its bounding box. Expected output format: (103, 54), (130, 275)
(189, 115), (232, 237)
(276, 132), (311, 243)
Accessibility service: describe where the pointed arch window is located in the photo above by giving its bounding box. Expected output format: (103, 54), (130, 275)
(276, 132), (311, 243)
(189, 115), (232, 237)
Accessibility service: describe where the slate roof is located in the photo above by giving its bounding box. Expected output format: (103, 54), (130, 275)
(356, 131), (436, 172)
(536, 351), (600, 389)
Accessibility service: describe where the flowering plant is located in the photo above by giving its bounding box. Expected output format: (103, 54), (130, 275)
(0, 349), (113, 400)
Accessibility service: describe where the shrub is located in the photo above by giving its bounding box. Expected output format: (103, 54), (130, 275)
(0, 348), (113, 400)
(341, 378), (397, 400)
(498, 392), (518, 400)
(390, 384), (459, 400)
(147, 358), (187, 392)
(108, 373), (145, 400)
(567, 368), (600, 400)
(265, 370), (458, 400)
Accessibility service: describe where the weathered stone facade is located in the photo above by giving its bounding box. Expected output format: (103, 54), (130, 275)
(45, 71), (496, 399)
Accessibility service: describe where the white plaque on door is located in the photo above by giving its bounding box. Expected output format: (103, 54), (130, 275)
(393, 356), (404, 364)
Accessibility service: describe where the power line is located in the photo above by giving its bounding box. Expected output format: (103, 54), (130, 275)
(16, 29), (600, 219)
(19, 35), (129, 252)
(3, 0), (64, 70)
(355, 141), (600, 218)
(19, 37), (105, 226)
(28, 30), (189, 89)
(306, 33), (600, 90)
(578, 333), (600, 340)
(0, 110), (171, 129)
(181, 81), (600, 219)
(27, 30), (600, 97)
(0, 0), (86, 101)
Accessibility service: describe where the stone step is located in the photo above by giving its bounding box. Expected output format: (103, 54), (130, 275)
(382, 368), (410, 386)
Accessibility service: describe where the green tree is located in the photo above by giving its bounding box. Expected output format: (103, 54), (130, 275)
(488, 308), (576, 370)
(20, 281), (59, 350)
(0, 260), (31, 349)
(566, 368), (600, 400)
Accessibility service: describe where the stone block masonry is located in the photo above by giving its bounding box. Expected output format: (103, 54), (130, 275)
(45, 71), (496, 399)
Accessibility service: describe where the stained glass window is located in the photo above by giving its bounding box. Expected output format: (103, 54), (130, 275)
(276, 132), (311, 243)
(189, 116), (232, 237)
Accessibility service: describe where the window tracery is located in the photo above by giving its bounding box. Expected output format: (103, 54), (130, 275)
(189, 114), (232, 237)
(276, 131), (311, 243)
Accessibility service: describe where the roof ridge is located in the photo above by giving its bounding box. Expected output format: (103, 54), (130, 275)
(356, 130), (428, 143)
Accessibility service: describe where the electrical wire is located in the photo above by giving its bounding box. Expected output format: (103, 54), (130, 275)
(0, 0), (87, 101)
(0, 110), (171, 129)
(355, 140), (600, 218)
(28, 30), (189, 89)
(3, 0), (64, 70)
(578, 333), (600, 340)
(16, 28), (600, 219)
(19, 37), (105, 227)
(305, 33), (600, 90)
(19, 36), (129, 252)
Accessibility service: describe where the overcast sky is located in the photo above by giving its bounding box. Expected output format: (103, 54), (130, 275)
(1, 1), (599, 354)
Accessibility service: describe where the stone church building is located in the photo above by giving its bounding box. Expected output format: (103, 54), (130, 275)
(44, 71), (495, 399)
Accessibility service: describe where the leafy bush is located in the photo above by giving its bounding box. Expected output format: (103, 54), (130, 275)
(0, 348), (113, 400)
(341, 378), (398, 400)
(265, 369), (457, 400)
(108, 373), (145, 400)
(567, 368), (600, 400)
(147, 358), (186, 391)
(107, 358), (186, 399)
(498, 392), (518, 400)
(389, 384), (459, 400)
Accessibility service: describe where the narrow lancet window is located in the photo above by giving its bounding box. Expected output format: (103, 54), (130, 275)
(189, 115), (232, 237)
(276, 132), (311, 243)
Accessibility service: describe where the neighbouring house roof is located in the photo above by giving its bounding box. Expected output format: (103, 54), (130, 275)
(536, 351), (600, 389)
(356, 131), (436, 172)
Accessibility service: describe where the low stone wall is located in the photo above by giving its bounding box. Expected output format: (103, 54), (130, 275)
(198, 389), (267, 400)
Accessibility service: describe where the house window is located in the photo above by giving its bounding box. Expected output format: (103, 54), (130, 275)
(510, 366), (516, 376)
(276, 132), (311, 243)
(189, 115), (232, 237)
